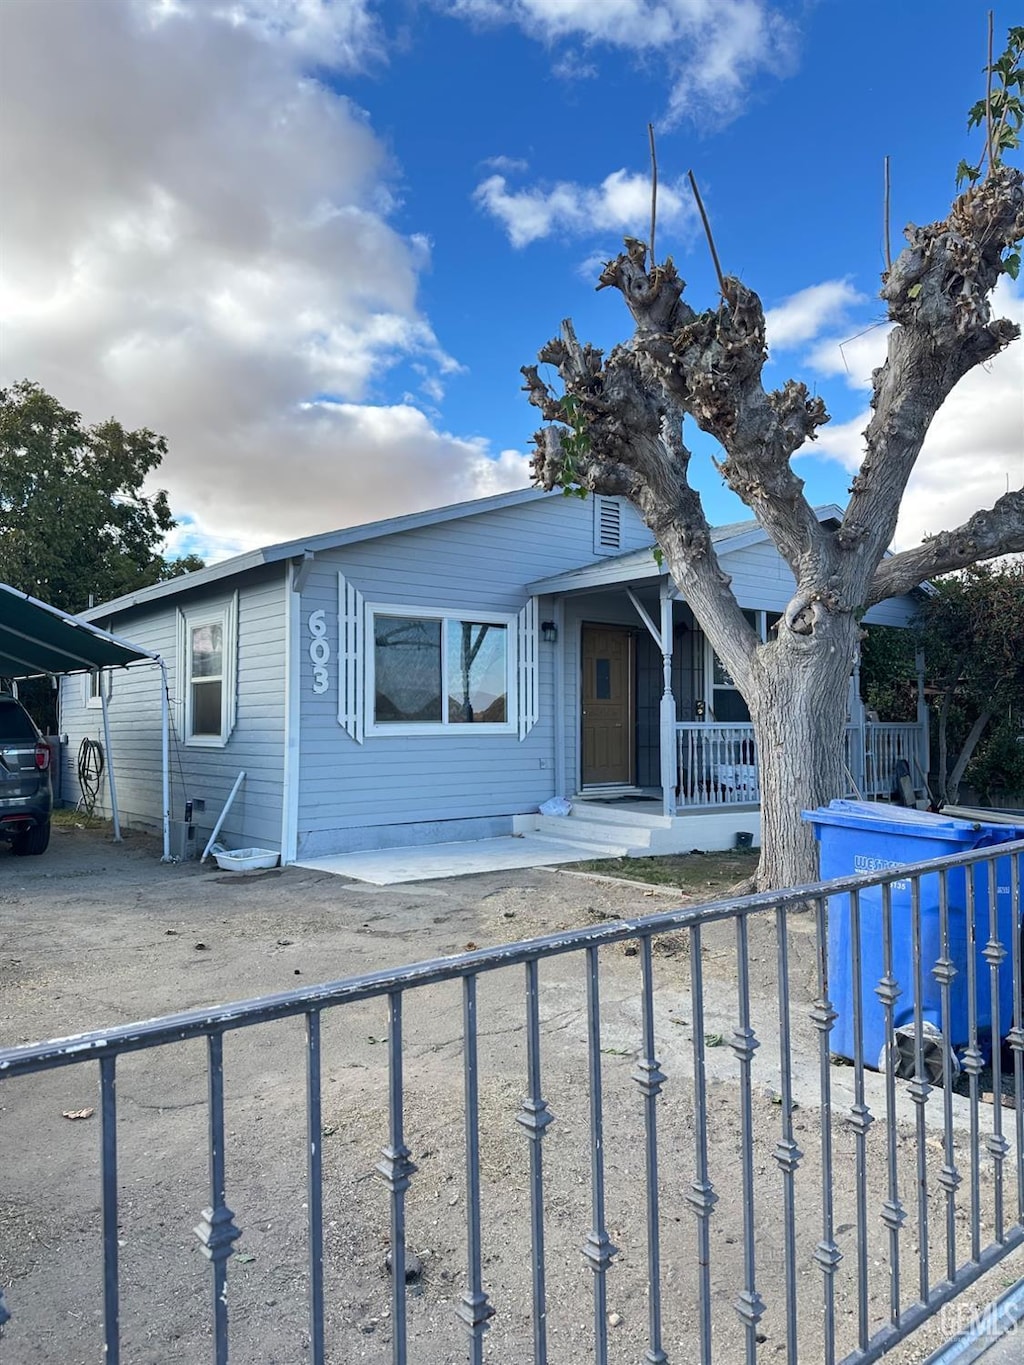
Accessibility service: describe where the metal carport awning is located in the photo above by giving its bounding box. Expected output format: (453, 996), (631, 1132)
(0, 582), (171, 858)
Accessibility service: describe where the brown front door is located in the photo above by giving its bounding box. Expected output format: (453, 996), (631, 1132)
(581, 624), (634, 786)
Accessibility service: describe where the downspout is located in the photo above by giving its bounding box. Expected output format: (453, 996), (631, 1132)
(158, 657), (171, 862)
(98, 683), (122, 841)
(281, 553), (313, 863)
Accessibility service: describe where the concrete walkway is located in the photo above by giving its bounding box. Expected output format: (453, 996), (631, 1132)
(295, 832), (619, 884)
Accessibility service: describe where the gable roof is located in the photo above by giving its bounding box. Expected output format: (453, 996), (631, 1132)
(0, 583), (157, 679)
(81, 486), (548, 620)
(526, 504), (847, 595)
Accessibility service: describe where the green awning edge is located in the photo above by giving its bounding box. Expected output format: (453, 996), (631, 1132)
(0, 583), (157, 679)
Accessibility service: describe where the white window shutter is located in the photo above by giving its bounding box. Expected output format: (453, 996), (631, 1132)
(517, 598), (539, 740)
(338, 572), (365, 743)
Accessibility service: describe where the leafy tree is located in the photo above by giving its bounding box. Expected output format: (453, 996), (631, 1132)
(862, 565), (1024, 805)
(918, 563), (1024, 805)
(0, 380), (201, 613)
(859, 625), (917, 723)
(523, 27), (1024, 888)
(158, 553), (207, 581)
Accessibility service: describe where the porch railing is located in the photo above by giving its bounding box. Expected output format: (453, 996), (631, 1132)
(846, 722), (925, 799)
(2, 843), (1022, 1363)
(676, 721), (759, 807)
(676, 721), (927, 809)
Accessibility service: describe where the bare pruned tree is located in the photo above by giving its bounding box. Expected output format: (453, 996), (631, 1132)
(523, 28), (1024, 889)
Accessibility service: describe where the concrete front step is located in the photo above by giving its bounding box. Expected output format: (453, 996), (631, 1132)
(516, 806), (762, 857)
(528, 832), (634, 858)
(568, 800), (673, 829)
(532, 813), (658, 849)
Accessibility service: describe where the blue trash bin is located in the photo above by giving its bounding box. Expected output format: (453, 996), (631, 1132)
(802, 800), (1024, 1068)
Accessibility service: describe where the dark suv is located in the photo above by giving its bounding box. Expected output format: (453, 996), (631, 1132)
(0, 693), (53, 855)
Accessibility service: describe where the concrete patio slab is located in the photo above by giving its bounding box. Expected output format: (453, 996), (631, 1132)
(294, 833), (624, 884)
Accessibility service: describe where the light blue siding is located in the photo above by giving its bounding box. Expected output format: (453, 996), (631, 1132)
(293, 495), (649, 854)
(57, 490), (922, 862)
(60, 568), (288, 852)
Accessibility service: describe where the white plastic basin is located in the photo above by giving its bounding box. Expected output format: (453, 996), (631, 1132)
(212, 847), (280, 872)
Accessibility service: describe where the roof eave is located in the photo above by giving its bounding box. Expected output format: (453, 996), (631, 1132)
(81, 486), (546, 620)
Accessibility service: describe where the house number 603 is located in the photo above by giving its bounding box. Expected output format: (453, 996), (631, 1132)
(308, 610), (330, 694)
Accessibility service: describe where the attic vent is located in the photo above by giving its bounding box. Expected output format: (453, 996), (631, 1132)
(594, 497), (622, 553)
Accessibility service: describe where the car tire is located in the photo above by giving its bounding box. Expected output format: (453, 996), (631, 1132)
(12, 820), (50, 856)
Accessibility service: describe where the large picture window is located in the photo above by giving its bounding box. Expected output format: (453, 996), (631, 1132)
(177, 597), (238, 745)
(370, 609), (513, 733)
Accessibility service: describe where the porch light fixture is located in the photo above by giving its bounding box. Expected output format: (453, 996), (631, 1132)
(540, 620), (558, 644)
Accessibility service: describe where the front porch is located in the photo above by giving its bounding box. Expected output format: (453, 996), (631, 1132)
(514, 719), (929, 859)
(527, 531), (931, 839)
(515, 788), (762, 857)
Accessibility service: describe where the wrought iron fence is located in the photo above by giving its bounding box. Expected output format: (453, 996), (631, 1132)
(1, 842), (1023, 1364)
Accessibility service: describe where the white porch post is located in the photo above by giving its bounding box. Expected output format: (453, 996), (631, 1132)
(659, 584), (678, 817)
(552, 596), (567, 799)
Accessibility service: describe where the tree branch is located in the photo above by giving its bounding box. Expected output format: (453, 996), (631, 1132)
(525, 336), (758, 690)
(664, 277), (833, 580)
(865, 488), (1024, 605)
(843, 164), (1024, 581)
(597, 244), (835, 584)
(947, 707), (993, 804)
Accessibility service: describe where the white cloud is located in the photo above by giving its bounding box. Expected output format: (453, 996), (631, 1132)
(208, 0), (383, 68)
(552, 48), (598, 81)
(803, 279), (1024, 553)
(764, 280), (865, 352)
(447, 0), (798, 125)
(805, 320), (893, 390)
(0, 0), (521, 552)
(158, 402), (532, 545)
(475, 168), (694, 247)
(480, 154), (531, 173)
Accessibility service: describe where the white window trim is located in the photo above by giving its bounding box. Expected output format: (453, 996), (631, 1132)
(84, 668), (111, 709)
(704, 609), (765, 719)
(176, 594), (238, 747)
(365, 603), (518, 737)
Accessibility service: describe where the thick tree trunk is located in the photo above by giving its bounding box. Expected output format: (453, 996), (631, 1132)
(746, 622), (856, 891)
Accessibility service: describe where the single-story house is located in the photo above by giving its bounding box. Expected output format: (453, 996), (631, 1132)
(59, 489), (928, 861)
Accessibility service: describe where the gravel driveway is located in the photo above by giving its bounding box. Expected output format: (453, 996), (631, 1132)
(1, 825), (1019, 1364)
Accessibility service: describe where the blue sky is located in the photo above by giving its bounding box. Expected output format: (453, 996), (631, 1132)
(2, 0), (1021, 563)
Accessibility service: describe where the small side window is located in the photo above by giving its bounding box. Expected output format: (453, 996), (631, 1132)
(177, 597), (238, 745)
(85, 669), (110, 709)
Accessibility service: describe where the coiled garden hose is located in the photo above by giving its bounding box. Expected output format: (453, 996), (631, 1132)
(77, 737), (104, 816)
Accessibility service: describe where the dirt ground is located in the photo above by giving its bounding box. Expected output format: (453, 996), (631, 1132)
(1, 824), (1020, 1364)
